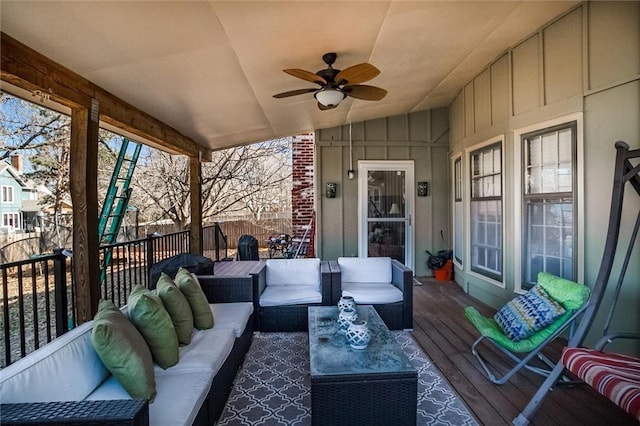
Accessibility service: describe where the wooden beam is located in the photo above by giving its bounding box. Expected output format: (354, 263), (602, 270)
(1, 32), (202, 157)
(189, 156), (203, 255)
(70, 104), (101, 323)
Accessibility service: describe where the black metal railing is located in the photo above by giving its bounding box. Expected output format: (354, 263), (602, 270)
(1, 250), (72, 368)
(1, 223), (228, 367)
(204, 222), (229, 261)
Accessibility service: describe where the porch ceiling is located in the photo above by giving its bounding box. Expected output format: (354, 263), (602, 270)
(1, 1), (578, 152)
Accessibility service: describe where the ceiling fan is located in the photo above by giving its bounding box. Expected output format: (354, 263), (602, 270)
(273, 52), (387, 110)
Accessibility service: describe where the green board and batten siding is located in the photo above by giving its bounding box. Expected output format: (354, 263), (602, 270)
(316, 109), (450, 277)
(448, 2), (639, 352)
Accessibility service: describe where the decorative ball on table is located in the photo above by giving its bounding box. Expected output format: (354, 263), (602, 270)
(346, 320), (371, 349)
(338, 307), (358, 334)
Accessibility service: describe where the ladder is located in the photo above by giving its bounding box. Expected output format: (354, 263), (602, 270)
(98, 138), (142, 281)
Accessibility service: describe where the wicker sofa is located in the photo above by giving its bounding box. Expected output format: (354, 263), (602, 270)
(331, 257), (413, 330)
(253, 258), (334, 331)
(0, 278), (254, 426)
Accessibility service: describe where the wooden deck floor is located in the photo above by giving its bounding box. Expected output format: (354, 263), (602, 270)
(411, 277), (637, 426)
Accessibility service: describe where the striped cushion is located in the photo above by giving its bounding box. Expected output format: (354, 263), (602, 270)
(562, 347), (640, 421)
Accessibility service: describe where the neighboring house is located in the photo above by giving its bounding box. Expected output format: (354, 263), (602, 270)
(0, 154), (50, 233)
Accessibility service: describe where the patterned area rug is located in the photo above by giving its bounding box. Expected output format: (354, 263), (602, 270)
(217, 332), (478, 425)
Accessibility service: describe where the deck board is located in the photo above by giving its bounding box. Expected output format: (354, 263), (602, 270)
(411, 278), (637, 426)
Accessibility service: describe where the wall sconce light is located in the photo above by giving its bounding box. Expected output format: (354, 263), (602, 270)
(326, 182), (337, 198)
(417, 181), (430, 197)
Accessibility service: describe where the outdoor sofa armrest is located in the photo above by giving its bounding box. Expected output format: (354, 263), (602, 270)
(391, 259), (413, 329)
(0, 399), (149, 426)
(320, 260), (333, 304)
(252, 264), (267, 310)
(197, 275), (253, 303)
(329, 260), (341, 304)
(595, 332), (640, 351)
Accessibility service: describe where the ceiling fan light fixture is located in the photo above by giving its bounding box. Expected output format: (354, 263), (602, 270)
(314, 88), (345, 107)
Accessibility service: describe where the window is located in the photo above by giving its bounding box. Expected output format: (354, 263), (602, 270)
(453, 157), (464, 265)
(2, 213), (20, 228)
(470, 142), (502, 280)
(522, 123), (576, 286)
(2, 186), (14, 203)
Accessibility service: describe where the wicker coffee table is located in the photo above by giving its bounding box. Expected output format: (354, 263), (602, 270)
(308, 305), (417, 426)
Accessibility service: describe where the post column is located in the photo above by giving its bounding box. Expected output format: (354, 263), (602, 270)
(70, 100), (101, 323)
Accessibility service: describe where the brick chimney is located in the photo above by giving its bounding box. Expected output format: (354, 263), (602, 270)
(10, 154), (23, 173)
(291, 132), (315, 257)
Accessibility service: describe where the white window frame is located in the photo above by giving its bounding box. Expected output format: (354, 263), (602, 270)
(2, 185), (14, 203)
(465, 137), (505, 288)
(2, 212), (20, 228)
(513, 113), (584, 293)
(451, 153), (464, 269)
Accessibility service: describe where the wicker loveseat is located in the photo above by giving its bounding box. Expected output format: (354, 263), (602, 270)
(0, 278), (254, 426)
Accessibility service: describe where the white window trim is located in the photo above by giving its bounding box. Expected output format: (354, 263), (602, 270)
(2, 212), (21, 229)
(513, 113), (584, 294)
(465, 136), (506, 289)
(451, 152), (464, 270)
(2, 185), (15, 203)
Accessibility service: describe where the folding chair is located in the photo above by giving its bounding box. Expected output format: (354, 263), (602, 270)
(465, 272), (590, 385)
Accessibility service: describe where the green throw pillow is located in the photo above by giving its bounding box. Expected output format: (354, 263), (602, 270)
(128, 285), (179, 369)
(91, 299), (157, 401)
(174, 267), (214, 330)
(156, 273), (194, 345)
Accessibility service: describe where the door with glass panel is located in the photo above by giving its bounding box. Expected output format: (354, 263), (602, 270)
(358, 161), (414, 270)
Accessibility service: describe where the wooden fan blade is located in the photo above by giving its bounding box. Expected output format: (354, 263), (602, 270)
(335, 63), (380, 85)
(343, 85), (387, 101)
(283, 69), (327, 85)
(273, 88), (318, 99)
(317, 102), (338, 111)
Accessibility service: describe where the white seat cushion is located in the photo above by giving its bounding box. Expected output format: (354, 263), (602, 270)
(86, 370), (213, 426)
(260, 285), (322, 307)
(341, 282), (403, 304)
(338, 257), (392, 284)
(0, 321), (110, 403)
(266, 258), (320, 287)
(210, 302), (253, 338)
(154, 327), (235, 375)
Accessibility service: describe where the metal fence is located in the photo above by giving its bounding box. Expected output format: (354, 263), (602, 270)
(1, 223), (228, 367)
(1, 250), (71, 368)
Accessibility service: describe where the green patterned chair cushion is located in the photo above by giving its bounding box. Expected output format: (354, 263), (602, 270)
(465, 306), (573, 353)
(537, 272), (590, 310)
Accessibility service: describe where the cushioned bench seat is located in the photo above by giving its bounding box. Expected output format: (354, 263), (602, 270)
(87, 370), (214, 426)
(0, 301), (255, 426)
(562, 347), (640, 421)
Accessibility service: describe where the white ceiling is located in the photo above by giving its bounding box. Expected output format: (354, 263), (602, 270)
(1, 1), (578, 152)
